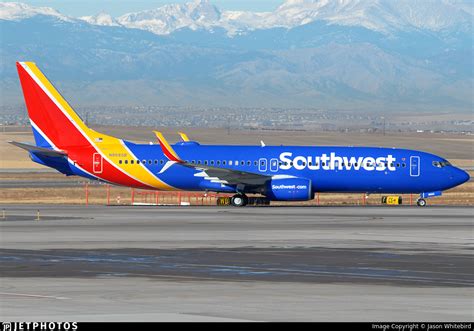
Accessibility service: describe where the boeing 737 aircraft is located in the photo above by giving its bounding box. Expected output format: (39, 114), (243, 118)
(10, 62), (470, 207)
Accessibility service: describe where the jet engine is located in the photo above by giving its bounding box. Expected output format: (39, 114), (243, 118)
(264, 177), (313, 201)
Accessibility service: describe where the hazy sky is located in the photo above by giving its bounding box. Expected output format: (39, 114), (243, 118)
(4, 0), (284, 16)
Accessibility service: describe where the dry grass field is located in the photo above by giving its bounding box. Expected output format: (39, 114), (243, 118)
(1, 125), (472, 206)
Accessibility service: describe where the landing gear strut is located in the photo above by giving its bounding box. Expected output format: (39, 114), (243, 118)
(416, 198), (427, 207)
(231, 194), (248, 207)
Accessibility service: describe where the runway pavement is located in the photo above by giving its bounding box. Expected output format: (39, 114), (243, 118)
(0, 204), (472, 321)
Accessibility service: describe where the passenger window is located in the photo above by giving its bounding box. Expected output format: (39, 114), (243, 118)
(217, 161), (221, 165)
(119, 160), (122, 164)
(137, 160), (140, 164)
(204, 161), (208, 165)
(131, 160), (134, 164)
(223, 161), (226, 165)
(125, 160), (128, 164)
(148, 160), (152, 165)
(247, 161), (251, 166)
(241, 161), (244, 166)
(154, 160), (158, 164)
(210, 161), (215, 165)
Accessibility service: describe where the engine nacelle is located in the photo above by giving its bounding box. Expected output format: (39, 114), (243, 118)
(265, 177), (313, 201)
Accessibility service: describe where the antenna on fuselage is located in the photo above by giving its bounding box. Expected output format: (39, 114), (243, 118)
(261, 140), (266, 147)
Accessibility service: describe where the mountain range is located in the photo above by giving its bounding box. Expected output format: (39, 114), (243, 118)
(0, 0), (472, 112)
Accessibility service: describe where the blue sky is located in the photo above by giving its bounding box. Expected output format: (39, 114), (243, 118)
(6, 0), (284, 16)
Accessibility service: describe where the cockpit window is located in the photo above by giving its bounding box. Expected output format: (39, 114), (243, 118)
(432, 160), (451, 168)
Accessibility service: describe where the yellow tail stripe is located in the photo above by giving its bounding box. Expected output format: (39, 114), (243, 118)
(24, 62), (174, 190)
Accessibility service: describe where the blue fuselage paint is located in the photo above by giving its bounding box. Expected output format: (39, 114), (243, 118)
(112, 142), (470, 196)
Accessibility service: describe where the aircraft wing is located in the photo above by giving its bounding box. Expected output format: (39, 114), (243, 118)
(153, 131), (271, 186)
(184, 163), (270, 186)
(8, 141), (67, 157)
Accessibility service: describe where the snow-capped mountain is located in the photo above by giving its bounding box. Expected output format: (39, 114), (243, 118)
(0, 2), (72, 22)
(1, 0), (472, 35)
(80, 13), (120, 27)
(117, 0), (222, 35)
(108, 0), (474, 35)
(0, 1), (472, 111)
(271, 0), (473, 32)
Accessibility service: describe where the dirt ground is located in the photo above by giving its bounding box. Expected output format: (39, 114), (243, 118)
(1, 173), (472, 206)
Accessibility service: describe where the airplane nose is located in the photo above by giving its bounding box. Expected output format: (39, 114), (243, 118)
(452, 168), (470, 186)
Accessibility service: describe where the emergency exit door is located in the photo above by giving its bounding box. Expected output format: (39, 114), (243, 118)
(410, 156), (420, 177)
(93, 153), (103, 174)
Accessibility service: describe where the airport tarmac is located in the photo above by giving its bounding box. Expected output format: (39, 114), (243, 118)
(0, 205), (472, 321)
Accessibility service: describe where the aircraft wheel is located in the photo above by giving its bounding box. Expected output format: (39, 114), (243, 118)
(416, 198), (427, 207)
(231, 194), (248, 207)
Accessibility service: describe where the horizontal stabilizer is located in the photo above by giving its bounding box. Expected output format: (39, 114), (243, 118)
(8, 141), (67, 157)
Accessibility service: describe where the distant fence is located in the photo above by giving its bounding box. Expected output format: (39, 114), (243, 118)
(80, 182), (421, 207)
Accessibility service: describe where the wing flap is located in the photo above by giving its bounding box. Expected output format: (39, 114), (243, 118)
(188, 164), (270, 186)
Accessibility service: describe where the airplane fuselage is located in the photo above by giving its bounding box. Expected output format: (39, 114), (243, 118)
(32, 140), (469, 197)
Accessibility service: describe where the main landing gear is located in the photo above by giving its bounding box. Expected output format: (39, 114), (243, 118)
(231, 194), (248, 207)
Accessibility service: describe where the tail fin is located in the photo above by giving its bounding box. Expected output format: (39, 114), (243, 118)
(16, 62), (91, 149)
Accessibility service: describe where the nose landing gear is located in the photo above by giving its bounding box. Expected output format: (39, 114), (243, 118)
(416, 191), (442, 207)
(416, 198), (427, 207)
